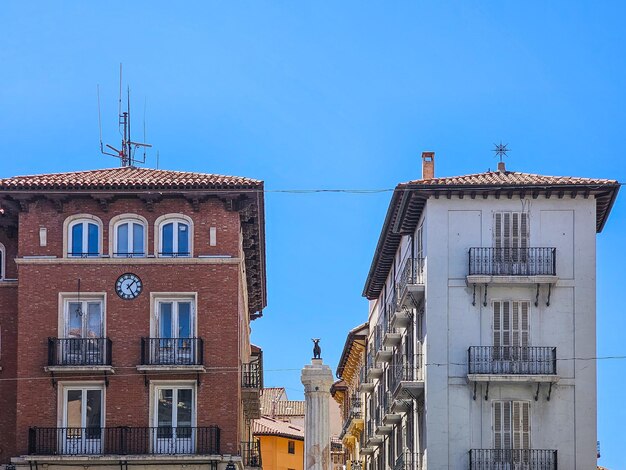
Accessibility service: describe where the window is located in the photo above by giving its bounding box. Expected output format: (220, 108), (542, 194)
(60, 297), (105, 365)
(493, 301), (530, 349)
(113, 217), (146, 257)
(152, 383), (196, 454)
(156, 216), (192, 257)
(66, 216), (102, 257)
(61, 384), (104, 454)
(149, 296), (198, 365)
(493, 401), (530, 450)
(288, 440), (295, 454)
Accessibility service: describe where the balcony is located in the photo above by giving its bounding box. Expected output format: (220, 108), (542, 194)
(467, 248), (557, 285)
(468, 346), (558, 383)
(374, 405), (392, 436)
(340, 396), (364, 441)
(367, 348), (384, 379)
(365, 418), (382, 447)
(138, 337), (205, 372)
(382, 391), (401, 426)
(374, 324), (392, 364)
(394, 451), (423, 470)
(390, 351), (424, 401)
(469, 449), (557, 470)
(398, 257), (425, 308)
(241, 441), (262, 468)
(242, 361), (262, 419)
(46, 338), (113, 373)
(383, 296), (402, 348)
(28, 426), (221, 456)
(359, 365), (375, 393)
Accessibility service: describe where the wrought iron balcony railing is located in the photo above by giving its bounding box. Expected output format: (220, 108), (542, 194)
(141, 337), (204, 366)
(468, 346), (557, 375)
(399, 257), (425, 292)
(28, 426), (220, 456)
(468, 247), (556, 276)
(241, 441), (262, 467)
(242, 362), (262, 388)
(48, 338), (112, 366)
(469, 449), (557, 469)
(391, 352), (424, 389)
(394, 450), (423, 470)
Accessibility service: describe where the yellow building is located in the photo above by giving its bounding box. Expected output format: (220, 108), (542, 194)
(253, 416), (304, 470)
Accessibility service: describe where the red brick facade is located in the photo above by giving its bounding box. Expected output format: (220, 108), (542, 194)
(0, 168), (265, 466)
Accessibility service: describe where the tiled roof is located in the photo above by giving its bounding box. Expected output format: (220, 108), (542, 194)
(403, 170), (616, 187)
(253, 416), (304, 440)
(363, 167), (620, 300)
(260, 388), (288, 415)
(0, 167), (262, 191)
(273, 400), (305, 417)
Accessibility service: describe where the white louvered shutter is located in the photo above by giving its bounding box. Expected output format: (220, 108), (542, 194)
(494, 212), (529, 249)
(493, 301), (501, 347)
(494, 401), (512, 449)
(494, 301), (529, 348)
(512, 401), (530, 450)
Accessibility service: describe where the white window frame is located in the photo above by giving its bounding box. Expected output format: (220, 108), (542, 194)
(64, 214), (103, 258)
(110, 214), (148, 258)
(58, 293), (107, 338)
(492, 300), (531, 348)
(57, 381), (106, 428)
(150, 293), (197, 338)
(492, 400), (531, 450)
(0, 242), (5, 280)
(154, 214), (194, 258)
(493, 211), (529, 250)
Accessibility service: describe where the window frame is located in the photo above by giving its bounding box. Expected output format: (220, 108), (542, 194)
(64, 215), (103, 258)
(150, 293), (197, 339)
(288, 440), (295, 454)
(58, 293), (107, 338)
(110, 214), (148, 258)
(0, 242), (5, 280)
(149, 380), (197, 429)
(155, 214), (194, 258)
(57, 381), (106, 429)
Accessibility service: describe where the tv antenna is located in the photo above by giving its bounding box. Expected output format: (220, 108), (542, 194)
(98, 64), (152, 167)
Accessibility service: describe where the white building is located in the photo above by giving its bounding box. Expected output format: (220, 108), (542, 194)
(356, 153), (619, 470)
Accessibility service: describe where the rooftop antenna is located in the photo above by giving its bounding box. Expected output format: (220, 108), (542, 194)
(98, 64), (152, 167)
(493, 141), (510, 172)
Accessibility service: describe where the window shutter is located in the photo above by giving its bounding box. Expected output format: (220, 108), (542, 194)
(512, 302), (520, 347)
(494, 401), (502, 449)
(512, 212), (519, 250)
(502, 301), (511, 347)
(521, 302), (529, 347)
(520, 213), (529, 249)
(494, 213), (502, 249)
(522, 401), (530, 449)
(512, 401), (530, 449)
(493, 301), (501, 347)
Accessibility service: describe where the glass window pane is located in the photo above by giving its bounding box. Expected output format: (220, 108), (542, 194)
(66, 390), (83, 428)
(133, 223), (144, 255)
(178, 223), (189, 255)
(178, 302), (191, 338)
(117, 223), (129, 254)
(159, 303), (173, 338)
(162, 223), (173, 255)
(87, 303), (102, 337)
(68, 302), (83, 338)
(71, 223), (83, 255)
(177, 389), (193, 427)
(157, 389), (173, 427)
(87, 223), (99, 256)
(86, 390), (102, 428)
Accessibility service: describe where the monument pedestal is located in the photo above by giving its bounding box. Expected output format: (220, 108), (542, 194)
(301, 358), (334, 470)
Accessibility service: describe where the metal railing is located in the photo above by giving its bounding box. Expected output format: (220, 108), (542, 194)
(157, 251), (191, 257)
(48, 338), (112, 366)
(468, 247), (556, 276)
(394, 450), (422, 470)
(113, 252), (146, 258)
(468, 346), (557, 375)
(374, 324), (384, 352)
(399, 257), (425, 293)
(469, 449), (557, 469)
(28, 426), (220, 455)
(241, 441), (262, 467)
(391, 352), (424, 392)
(141, 337), (204, 366)
(67, 252), (100, 258)
(242, 362), (262, 388)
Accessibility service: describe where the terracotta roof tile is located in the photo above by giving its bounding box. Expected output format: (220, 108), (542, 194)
(273, 400), (305, 417)
(0, 167), (262, 191)
(252, 416), (304, 440)
(260, 388), (288, 415)
(404, 170), (616, 187)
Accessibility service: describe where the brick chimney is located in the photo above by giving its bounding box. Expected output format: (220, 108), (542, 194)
(422, 152), (435, 180)
(498, 161), (506, 172)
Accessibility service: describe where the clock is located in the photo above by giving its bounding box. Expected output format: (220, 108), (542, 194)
(115, 273), (143, 300)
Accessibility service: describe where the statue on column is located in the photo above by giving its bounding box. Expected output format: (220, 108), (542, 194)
(312, 338), (321, 359)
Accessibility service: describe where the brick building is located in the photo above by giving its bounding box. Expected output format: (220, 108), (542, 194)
(0, 166), (266, 469)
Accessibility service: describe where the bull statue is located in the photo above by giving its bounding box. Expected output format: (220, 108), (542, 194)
(312, 338), (321, 359)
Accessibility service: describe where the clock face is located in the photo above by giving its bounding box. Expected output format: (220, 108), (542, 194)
(115, 273), (143, 300)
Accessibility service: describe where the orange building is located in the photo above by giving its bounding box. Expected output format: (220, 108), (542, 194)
(253, 416), (304, 470)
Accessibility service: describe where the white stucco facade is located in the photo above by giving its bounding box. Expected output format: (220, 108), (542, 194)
(359, 159), (617, 470)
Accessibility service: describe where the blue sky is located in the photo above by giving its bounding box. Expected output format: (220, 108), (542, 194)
(1, 1), (625, 467)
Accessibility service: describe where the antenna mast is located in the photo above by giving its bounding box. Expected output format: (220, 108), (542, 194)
(98, 64), (152, 167)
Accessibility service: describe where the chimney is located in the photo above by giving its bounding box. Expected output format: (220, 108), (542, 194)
(498, 161), (506, 172)
(422, 152), (435, 180)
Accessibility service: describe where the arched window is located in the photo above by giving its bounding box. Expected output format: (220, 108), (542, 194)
(156, 215), (193, 257)
(66, 215), (103, 258)
(0, 242), (5, 280)
(112, 216), (147, 257)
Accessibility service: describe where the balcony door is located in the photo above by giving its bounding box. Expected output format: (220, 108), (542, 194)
(62, 387), (103, 454)
(155, 300), (194, 364)
(63, 300), (104, 365)
(493, 212), (529, 273)
(493, 401), (530, 469)
(154, 386), (195, 453)
(493, 301), (530, 374)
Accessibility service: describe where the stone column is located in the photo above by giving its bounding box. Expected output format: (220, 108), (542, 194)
(301, 358), (334, 470)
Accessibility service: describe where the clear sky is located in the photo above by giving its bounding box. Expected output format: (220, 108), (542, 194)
(1, 1), (625, 467)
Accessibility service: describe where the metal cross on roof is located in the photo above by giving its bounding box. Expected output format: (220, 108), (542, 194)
(493, 141), (510, 162)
